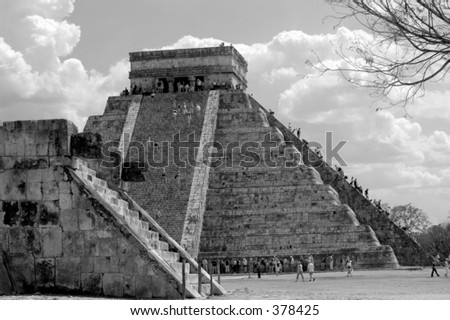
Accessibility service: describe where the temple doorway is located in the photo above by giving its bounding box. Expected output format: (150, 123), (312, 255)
(157, 78), (169, 93)
(174, 77), (189, 92)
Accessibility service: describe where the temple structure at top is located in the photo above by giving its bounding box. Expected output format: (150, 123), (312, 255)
(128, 45), (248, 93)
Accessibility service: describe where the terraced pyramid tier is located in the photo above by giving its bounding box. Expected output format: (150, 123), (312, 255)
(254, 96), (431, 266)
(199, 92), (399, 269)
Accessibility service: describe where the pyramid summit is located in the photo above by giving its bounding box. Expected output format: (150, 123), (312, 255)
(0, 45), (430, 297)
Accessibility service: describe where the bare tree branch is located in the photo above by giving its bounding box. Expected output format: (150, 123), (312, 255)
(321, 0), (450, 110)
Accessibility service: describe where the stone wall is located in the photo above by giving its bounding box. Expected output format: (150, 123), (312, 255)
(0, 120), (184, 297)
(254, 96), (431, 266)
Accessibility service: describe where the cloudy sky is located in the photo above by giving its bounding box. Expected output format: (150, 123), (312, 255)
(1, 0), (449, 223)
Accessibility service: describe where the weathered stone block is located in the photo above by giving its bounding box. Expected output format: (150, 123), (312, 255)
(117, 237), (138, 255)
(103, 273), (123, 297)
(119, 255), (135, 275)
(35, 258), (55, 289)
(135, 275), (153, 299)
(70, 181), (80, 197)
(150, 274), (167, 298)
(41, 168), (55, 183)
(58, 181), (71, 194)
(56, 257), (81, 290)
(0, 253), (13, 294)
(26, 182), (43, 201)
(9, 254), (35, 293)
(40, 227), (62, 257)
(36, 142), (49, 157)
(24, 143), (37, 158)
(98, 238), (118, 257)
(81, 273), (102, 295)
(19, 201), (39, 227)
(62, 231), (84, 256)
(54, 166), (68, 183)
(4, 173), (27, 201)
(39, 201), (60, 226)
(81, 256), (94, 273)
(94, 256), (112, 273)
(59, 193), (72, 210)
(79, 209), (95, 231)
(60, 209), (79, 232)
(1, 201), (20, 227)
(9, 227), (40, 255)
(84, 236), (100, 257)
(135, 256), (155, 276)
(42, 181), (59, 201)
(122, 275), (136, 297)
(71, 132), (103, 159)
(27, 169), (43, 183)
(0, 229), (8, 247)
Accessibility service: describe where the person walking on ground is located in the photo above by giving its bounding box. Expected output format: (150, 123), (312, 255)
(248, 258), (253, 278)
(257, 260), (261, 279)
(444, 258), (449, 278)
(275, 258), (281, 276)
(269, 258), (275, 274)
(431, 255), (440, 277)
(346, 259), (353, 277)
(290, 255), (295, 272)
(295, 256), (305, 282)
(307, 257), (316, 281)
(341, 255), (346, 271)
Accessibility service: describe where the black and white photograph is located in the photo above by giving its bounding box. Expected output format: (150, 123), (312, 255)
(0, 0), (449, 319)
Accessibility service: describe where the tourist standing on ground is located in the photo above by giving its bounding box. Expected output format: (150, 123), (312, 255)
(307, 257), (315, 281)
(341, 255), (346, 271)
(295, 256), (305, 282)
(242, 257), (248, 273)
(431, 255), (440, 277)
(444, 258), (449, 278)
(320, 257), (326, 271)
(275, 258), (281, 276)
(269, 258), (275, 274)
(202, 258), (208, 272)
(329, 255), (334, 271)
(283, 257), (288, 273)
(290, 255), (295, 272)
(257, 259), (261, 279)
(346, 258), (353, 277)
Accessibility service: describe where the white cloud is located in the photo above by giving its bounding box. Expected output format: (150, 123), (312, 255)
(25, 15), (80, 57)
(0, 0), (128, 129)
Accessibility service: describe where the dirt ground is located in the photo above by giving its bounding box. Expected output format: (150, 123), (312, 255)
(1, 267), (449, 300)
(208, 267), (450, 300)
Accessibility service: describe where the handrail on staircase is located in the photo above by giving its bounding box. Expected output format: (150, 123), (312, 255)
(119, 190), (227, 296)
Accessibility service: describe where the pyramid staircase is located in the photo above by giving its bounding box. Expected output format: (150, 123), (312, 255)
(70, 158), (226, 298)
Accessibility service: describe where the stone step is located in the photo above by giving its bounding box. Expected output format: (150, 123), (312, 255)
(169, 261), (191, 274)
(160, 250), (179, 263)
(159, 241), (169, 251)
